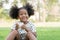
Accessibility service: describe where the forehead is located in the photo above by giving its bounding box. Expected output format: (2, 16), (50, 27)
(19, 8), (27, 13)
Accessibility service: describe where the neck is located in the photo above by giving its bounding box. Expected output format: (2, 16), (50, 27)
(24, 21), (28, 24)
(20, 21), (28, 24)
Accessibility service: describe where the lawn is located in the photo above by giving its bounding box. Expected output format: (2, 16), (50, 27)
(37, 27), (60, 40)
(0, 27), (10, 40)
(0, 27), (60, 40)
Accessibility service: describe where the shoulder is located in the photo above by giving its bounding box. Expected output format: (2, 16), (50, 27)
(28, 21), (35, 27)
(28, 21), (36, 32)
(11, 21), (19, 30)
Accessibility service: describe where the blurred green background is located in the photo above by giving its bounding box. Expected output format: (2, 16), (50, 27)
(0, 27), (60, 40)
(0, 0), (60, 40)
(0, 0), (60, 22)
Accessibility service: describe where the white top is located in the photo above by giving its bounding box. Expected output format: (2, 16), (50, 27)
(11, 21), (36, 40)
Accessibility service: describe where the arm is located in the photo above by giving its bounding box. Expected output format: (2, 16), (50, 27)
(21, 24), (36, 37)
(6, 30), (18, 40)
(21, 24), (36, 40)
(6, 23), (20, 40)
(24, 27), (36, 37)
(27, 31), (36, 40)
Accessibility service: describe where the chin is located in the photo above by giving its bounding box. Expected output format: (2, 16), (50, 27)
(23, 20), (28, 22)
(23, 19), (27, 21)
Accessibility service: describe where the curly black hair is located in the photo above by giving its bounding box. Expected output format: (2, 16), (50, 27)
(9, 3), (34, 19)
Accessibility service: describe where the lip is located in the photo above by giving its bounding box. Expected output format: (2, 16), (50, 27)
(22, 17), (27, 20)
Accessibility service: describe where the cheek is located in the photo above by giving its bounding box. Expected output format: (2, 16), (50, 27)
(18, 14), (29, 21)
(18, 15), (22, 19)
(26, 15), (29, 19)
(19, 15), (22, 19)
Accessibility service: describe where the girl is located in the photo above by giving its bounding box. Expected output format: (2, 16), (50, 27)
(6, 3), (36, 40)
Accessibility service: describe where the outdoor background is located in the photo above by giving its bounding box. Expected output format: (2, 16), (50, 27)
(0, 0), (60, 40)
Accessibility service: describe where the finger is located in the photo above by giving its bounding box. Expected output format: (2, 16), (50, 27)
(15, 23), (19, 30)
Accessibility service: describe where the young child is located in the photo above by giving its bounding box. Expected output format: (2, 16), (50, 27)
(6, 3), (36, 40)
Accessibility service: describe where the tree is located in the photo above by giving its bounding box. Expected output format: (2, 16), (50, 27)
(20, 0), (27, 5)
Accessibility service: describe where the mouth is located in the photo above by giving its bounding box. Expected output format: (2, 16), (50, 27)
(22, 17), (27, 21)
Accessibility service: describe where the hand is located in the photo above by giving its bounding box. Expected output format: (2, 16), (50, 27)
(21, 24), (26, 29)
(15, 23), (19, 30)
(21, 24), (31, 32)
(16, 22), (24, 30)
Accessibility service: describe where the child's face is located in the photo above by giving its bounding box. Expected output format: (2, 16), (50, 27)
(18, 9), (29, 22)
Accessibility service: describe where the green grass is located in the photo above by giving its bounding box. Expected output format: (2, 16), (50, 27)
(0, 27), (60, 40)
(37, 27), (60, 40)
(0, 27), (10, 40)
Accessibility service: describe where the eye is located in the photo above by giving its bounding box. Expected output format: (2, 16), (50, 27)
(25, 12), (28, 15)
(19, 13), (23, 15)
(25, 13), (27, 15)
(20, 13), (23, 15)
